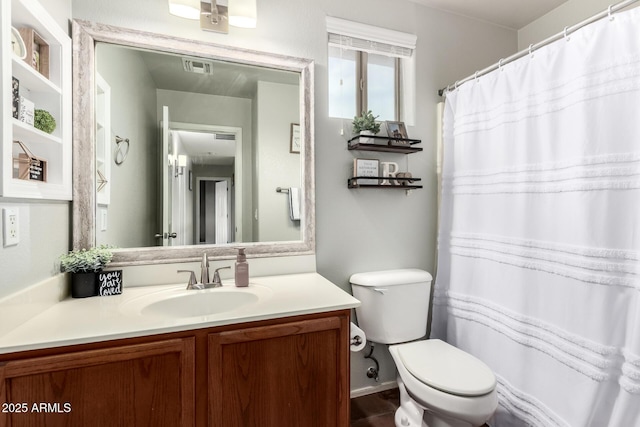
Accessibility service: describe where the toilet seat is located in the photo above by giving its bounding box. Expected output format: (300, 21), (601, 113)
(397, 339), (496, 397)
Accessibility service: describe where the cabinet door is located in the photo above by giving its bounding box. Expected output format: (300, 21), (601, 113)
(0, 338), (195, 427)
(209, 314), (350, 427)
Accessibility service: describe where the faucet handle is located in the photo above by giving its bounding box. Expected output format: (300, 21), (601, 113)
(177, 270), (201, 290)
(212, 266), (231, 286)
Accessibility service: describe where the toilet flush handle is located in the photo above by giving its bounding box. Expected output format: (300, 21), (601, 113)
(373, 288), (388, 294)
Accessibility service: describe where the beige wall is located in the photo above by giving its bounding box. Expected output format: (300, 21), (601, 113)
(95, 44), (159, 248)
(518, 0), (637, 49)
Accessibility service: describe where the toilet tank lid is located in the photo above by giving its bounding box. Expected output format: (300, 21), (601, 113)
(350, 269), (433, 287)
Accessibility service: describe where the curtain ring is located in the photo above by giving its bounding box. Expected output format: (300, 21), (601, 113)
(564, 26), (570, 41)
(608, 4), (615, 20)
(454, 80), (459, 90)
(474, 71), (479, 83)
(498, 58), (504, 71)
(528, 44), (534, 58)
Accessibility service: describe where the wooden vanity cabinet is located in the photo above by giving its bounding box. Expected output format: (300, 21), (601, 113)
(0, 337), (195, 426)
(209, 314), (350, 426)
(0, 310), (350, 427)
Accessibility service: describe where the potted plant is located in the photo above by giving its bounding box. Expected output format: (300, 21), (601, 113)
(60, 245), (114, 298)
(34, 109), (56, 134)
(352, 110), (381, 144)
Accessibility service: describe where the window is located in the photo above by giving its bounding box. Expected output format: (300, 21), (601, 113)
(326, 17), (416, 122)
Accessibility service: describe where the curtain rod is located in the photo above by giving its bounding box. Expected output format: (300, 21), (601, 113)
(438, 0), (640, 96)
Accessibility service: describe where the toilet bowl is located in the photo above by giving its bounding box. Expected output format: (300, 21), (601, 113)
(389, 340), (497, 427)
(350, 269), (498, 427)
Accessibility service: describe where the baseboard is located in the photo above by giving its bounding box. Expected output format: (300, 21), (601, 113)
(350, 380), (398, 399)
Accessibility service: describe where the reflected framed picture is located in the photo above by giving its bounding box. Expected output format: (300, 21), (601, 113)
(385, 121), (409, 146)
(290, 123), (301, 153)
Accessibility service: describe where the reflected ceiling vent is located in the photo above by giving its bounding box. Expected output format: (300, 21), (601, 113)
(215, 133), (235, 140)
(182, 57), (214, 75)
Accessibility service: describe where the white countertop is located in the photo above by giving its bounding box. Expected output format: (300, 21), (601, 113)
(0, 273), (360, 355)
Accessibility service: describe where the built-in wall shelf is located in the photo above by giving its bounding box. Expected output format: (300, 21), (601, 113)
(1, 0), (72, 200)
(347, 135), (423, 154)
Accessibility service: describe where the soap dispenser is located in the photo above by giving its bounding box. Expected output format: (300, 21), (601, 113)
(234, 247), (249, 287)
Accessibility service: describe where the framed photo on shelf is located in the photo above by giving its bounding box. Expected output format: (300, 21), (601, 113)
(385, 121), (409, 146)
(353, 158), (380, 185)
(290, 123), (300, 153)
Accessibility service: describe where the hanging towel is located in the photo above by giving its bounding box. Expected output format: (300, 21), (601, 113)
(288, 187), (301, 221)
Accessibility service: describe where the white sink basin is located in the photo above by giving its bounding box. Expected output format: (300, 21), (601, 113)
(121, 285), (271, 319)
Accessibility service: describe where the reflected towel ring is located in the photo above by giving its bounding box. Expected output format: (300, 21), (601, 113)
(115, 135), (130, 165)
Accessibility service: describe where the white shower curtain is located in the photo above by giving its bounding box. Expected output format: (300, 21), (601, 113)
(432, 7), (640, 427)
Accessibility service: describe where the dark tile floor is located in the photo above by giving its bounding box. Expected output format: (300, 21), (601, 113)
(350, 388), (490, 427)
(350, 388), (399, 427)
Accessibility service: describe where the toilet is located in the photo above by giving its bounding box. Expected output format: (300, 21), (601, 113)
(350, 269), (498, 427)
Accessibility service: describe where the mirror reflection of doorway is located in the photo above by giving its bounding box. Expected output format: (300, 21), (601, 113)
(198, 177), (233, 244)
(164, 120), (243, 246)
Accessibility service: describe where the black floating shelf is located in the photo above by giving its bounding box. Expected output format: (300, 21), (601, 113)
(347, 135), (423, 154)
(348, 176), (423, 189)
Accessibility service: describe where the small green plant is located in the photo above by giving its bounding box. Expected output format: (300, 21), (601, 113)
(34, 109), (56, 134)
(60, 245), (114, 274)
(352, 110), (381, 134)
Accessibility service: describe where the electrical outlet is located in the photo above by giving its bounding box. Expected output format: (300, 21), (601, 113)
(3, 207), (19, 247)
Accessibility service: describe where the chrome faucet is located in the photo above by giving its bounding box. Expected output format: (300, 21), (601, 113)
(177, 270), (204, 290)
(200, 253), (210, 285)
(177, 254), (231, 290)
(210, 266), (231, 288)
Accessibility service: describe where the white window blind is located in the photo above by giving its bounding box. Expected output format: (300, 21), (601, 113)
(326, 16), (417, 58)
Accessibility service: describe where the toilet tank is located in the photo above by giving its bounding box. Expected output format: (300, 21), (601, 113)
(350, 269), (433, 344)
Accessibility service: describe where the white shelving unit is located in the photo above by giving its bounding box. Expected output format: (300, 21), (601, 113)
(1, 0), (72, 200)
(95, 73), (111, 206)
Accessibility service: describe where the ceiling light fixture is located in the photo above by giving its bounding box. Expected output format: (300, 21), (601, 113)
(229, 0), (257, 28)
(168, 0), (201, 20)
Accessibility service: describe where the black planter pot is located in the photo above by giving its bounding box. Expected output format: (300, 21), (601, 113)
(71, 272), (98, 298)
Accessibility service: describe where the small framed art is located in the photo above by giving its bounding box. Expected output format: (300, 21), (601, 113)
(386, 121), (409, 146)
(290, 123), (300, 153)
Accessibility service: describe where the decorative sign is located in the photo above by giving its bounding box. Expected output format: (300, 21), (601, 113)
(27, 158), (46, 181)
(19, 96), (34, 126)
(353, 158), (380, 185)
(12, 77), (19, 119)
(97, 270), (123, 296)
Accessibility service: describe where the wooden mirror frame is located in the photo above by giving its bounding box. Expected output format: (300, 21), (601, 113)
(72, 20), (315, 266)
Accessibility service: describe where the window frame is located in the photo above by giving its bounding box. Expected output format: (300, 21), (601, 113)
(332, 49), (401, 121)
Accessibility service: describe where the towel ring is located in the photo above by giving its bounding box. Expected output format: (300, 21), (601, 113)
(115, 136), (130, 165)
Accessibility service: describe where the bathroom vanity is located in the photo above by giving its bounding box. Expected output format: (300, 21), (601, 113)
(0, 273), (359, 427)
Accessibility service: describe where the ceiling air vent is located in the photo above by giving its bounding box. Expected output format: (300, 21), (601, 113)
(215, 133), (235, 141)
(182, 57), (214, 75)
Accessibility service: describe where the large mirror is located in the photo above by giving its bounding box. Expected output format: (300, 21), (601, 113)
(72, 20), (315, 266)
